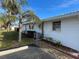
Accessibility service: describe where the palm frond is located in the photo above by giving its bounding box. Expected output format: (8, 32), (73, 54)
(22, 10), (41, 24)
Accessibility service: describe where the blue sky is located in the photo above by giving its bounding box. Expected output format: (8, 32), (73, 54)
(1, 0), (79, 19)
(26, 0), (79, 19)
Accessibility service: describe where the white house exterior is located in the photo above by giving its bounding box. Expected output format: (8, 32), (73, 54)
(43, 11), (79, 51)
(22, 21), (42, 33)
(22, 11), (42, 33)
(22, 11), (79, 51)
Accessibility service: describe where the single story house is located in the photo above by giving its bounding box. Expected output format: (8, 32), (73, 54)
(42, 11), (79, 51)
(22, 11), (79, 51)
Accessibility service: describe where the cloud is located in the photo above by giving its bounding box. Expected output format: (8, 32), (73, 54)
(59, 0), (79, 7)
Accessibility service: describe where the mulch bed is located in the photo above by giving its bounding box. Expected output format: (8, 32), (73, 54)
(41, 40), (79, 52)
(40, 40), (79, 59)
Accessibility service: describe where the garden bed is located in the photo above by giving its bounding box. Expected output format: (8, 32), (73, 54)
(41, 39), (79, 53)
(40, 39), (79, 59)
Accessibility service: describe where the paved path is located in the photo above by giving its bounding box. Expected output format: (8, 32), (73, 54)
(0, 47), (56, 59)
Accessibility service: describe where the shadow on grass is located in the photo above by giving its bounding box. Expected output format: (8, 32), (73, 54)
(0, 30), (34, 50)
(0, 31), (18, 49)
(2, 31), (18, 41)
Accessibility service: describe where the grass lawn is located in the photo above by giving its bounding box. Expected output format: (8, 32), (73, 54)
(0, 30), (34, 50)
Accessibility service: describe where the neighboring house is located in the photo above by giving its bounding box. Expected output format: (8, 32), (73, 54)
(22, 11), (42, 34)
(42, 11), (79, 51)
(22, 21), (42, 33)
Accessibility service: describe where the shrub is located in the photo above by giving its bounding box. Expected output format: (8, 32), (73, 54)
(55, 40), (62, 47)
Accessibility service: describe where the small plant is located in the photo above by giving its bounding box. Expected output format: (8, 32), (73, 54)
(55, 41), (62, 47)
(47, 37), (52, 42)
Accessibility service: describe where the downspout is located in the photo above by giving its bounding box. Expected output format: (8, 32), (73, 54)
(42, 22), (44, 38)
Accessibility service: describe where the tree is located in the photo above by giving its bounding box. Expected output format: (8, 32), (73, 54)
(1, 0), (27, 42)
(0, 13), (16, 29)
(22, 10), (41, 24)
(1, 0), (41, 42)
(6, 13), (17, 31)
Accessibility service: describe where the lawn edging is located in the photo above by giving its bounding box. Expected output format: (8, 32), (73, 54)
(0, 45), (29, 51)
(0, 46), (28, 56)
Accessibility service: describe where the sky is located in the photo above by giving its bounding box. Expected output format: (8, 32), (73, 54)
(26, 0), (79, 19)
(1, 0), (79, 19)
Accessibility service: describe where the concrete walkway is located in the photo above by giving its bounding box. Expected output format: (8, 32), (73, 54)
(0, 46), (56, 59)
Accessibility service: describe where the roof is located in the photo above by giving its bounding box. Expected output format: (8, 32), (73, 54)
(43, 11), (79, 22)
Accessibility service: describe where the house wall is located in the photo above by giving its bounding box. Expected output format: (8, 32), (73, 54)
(61, 16), (79, 51)
(43, 16), (79, 51)
(22, 25), (26, 31)
(43, 21), (62, 41)
(22, 24), (42, 33)
(34, 24), (42, 33)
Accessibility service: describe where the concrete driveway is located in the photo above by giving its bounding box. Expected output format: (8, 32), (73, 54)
(0, 47), (56, 59)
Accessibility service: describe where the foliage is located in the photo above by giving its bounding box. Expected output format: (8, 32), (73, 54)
(55, 41), (62, 47)
(0, 30), (33, 49)
(1, 0), (41, 42)
(0, 13), (17, 28)
(43, 37), (62, 47)
(22, 10), (41, 24)
(1, 0), (27, 15)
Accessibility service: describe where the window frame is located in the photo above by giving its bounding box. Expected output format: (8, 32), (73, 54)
(53, 21), (61, 31)
(29, 24), (34, 29)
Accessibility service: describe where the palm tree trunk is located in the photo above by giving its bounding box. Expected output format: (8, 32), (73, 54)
(19, 23), (22, 42)
(8, 24), (11, 31)
(18, 16), (22, 42)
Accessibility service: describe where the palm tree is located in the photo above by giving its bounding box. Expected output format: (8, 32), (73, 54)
(6, 13), (17, 31)
(1, 0), (41, 42)
(1, 0), (27, 14)
(1, 0), (27, 42)
(0, 13), (16, 29)
(22, 10), (41, 24)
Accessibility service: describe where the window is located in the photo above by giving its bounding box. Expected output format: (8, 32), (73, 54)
(29, 24), (34, 29)
(38, 24), (42, 29)
(53, 21), (61, 31)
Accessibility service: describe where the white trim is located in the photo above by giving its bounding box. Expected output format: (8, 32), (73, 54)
(0, 46), (28, 56)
